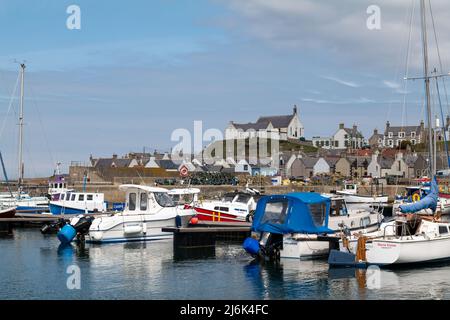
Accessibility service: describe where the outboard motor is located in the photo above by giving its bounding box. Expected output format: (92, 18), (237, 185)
(41, 218), (66, 234)
(57, 215), (94, 245)
(243, 232), (283, 261)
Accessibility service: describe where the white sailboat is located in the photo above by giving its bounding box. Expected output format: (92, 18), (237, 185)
(0, 63), (49, 214)
(329, 0), (450, 267)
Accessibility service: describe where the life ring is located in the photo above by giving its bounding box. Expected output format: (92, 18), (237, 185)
(412, 193), (421, 202)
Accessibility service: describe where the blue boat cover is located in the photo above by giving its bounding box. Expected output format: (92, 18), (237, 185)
(400, 176), (439, 213)
(251, 192), (334, 234)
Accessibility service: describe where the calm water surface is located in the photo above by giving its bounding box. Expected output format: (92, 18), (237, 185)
(1, 228), (449, 300)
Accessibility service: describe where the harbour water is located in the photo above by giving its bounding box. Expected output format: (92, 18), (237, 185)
(1, 228), (449, 300)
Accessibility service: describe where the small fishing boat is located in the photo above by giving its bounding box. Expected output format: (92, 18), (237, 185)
(49, 191), (106, 215)
(193, 188), (261, 222)
(243, 193), (383, 260)
(57, 185), (195, 244)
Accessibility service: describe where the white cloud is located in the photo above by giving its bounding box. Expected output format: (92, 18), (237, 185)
(322, 75), (360, 88)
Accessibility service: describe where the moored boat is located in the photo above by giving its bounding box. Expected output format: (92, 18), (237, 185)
(49, 191), (106, 215)
(57, 185), (195, 244)
(0, 205), (16, 219)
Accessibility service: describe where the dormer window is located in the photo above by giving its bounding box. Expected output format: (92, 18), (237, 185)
(388, 132), (393, 138)
(399, 132), (405, 138)
(411, 132), (416, 138)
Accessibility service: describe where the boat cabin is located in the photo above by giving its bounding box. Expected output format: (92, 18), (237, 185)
(120, 185), (176, 214)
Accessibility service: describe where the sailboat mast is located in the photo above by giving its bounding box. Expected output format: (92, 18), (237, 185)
(420, 0), (434, 176)
(18, 63), (25, 187)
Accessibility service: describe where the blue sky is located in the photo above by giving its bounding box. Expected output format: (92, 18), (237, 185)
(1, 0), (449, 177)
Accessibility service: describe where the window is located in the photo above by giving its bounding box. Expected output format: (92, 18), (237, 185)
(411, 139), (416, 145)
(140, 193), (148, 211)
(220, 207), (229, 212)
(243, 165), (248, 171)
(399, 132), (405, 138)
(66, 193), (71, 201)
(325, 141), (330, 146)
(78, 194), (84, 201)
(388, 132), (393, 138)
(388, 140), (393, 146)
(335, 141), (339, 147)
(154, 192), (175, 207)
(411, 132), (416, 138)
(309, 203), (326, 227)
(439, 226), (448, 235)
(129, 193), (137, 211)
(261, 200), (289, 224)
(87, 194), (93, 201)
(71, 194), (76, 201)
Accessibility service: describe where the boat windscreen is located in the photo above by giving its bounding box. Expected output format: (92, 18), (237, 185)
(154, 192), (175, 207)
(260, 200), (289, 225)
(308, 203), (327, 227)
(235, 194), (251, 203)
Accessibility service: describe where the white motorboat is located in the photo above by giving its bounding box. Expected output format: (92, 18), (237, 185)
(336, 183), (388, 205)
(193, 188), (261, 222)
(243, 193), (383, 261)
(61, 185), (195, 243)
(280, 195), (382, 259)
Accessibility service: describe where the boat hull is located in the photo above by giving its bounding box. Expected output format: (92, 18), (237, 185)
(193, 207), (246, 222)
(341, 236), (450, 266)
(49, 203), (95, 215)
(336, 192), (388, 204)
(0, 207), (16, 219)
(87, 215), (178, 243)
(280, 214), (381, 259)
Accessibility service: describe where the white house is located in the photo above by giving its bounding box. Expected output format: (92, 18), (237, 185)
(144, 157), (160, 169)
(313, 123), (365, 150)
(225, 105), (304, 141)
(367, 151), (381, 178)
(235, 159), (252, 174)
(313, 157), (331, 175)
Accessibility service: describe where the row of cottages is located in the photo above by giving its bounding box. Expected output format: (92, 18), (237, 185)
(225, 106), (305, 141)
(284, 154), (339, 178)
(367, 152), (430, 178)
(368, 121), (426, 149)
(180, 158), (279, 177)
(312, 123), (366, 150)
(90, 154), (180, 172)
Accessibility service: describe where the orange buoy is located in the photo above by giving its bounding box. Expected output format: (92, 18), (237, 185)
(190, 217), (199, 225)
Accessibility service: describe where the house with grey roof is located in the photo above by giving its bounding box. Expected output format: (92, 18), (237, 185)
(92, 155), (133, 169)
(225, 105), (304, 141)
(312, 123), (366, 150)
(383, 121), (425, 148)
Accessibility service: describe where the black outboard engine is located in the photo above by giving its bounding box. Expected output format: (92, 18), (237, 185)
(41, 218), (66, 234)
(57, 215), (94, 245)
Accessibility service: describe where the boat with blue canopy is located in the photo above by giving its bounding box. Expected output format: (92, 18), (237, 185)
(243, 192), (382, 260)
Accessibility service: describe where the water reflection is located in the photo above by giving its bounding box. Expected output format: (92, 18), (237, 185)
(1, 229), (450, 299)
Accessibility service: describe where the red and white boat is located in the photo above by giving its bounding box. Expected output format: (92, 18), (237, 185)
(0, 205), (16, 219)
(193, 188), (261, 222)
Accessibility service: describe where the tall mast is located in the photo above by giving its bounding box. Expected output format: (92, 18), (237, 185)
(420, 0), (434, 176)
(18, 63), (25, 187)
